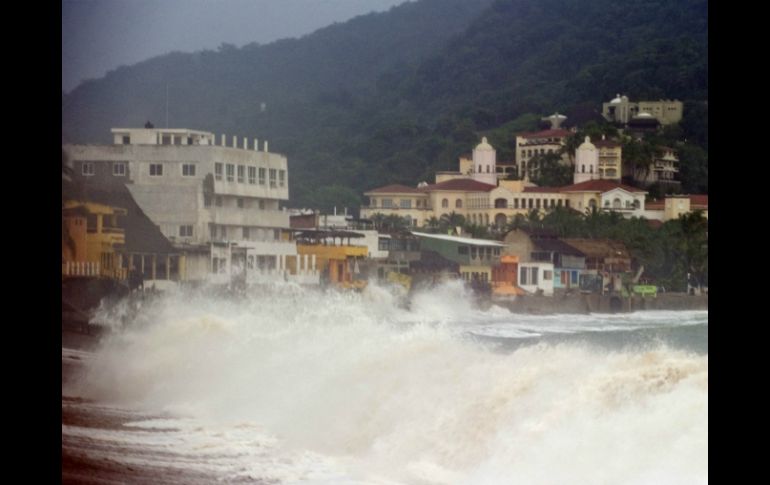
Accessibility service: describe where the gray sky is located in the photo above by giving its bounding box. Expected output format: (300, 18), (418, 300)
(62, 0), (410, 93)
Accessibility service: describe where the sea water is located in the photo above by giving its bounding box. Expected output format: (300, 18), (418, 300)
(65, 281), (708, 484)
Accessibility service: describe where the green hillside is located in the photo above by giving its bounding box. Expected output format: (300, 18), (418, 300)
(62, 0), (707, 210)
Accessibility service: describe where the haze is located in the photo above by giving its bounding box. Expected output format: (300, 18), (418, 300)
(62, 0), (409, 93)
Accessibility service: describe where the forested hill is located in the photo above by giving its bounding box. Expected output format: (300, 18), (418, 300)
(62, 0), (707, 210)
(389, 0), (708, 124)
(61, 0), (495, 144)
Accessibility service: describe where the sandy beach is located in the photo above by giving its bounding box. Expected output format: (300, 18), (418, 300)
(62, 329), (240, 485)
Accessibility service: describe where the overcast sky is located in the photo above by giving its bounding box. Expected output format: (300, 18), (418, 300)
(62, 0), (410, 93)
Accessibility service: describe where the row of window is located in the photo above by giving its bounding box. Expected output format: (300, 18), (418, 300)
(214, 163), (285, 188)
(80, 162), (199, 178)
(520, 148), (555, 159)
(81, 161), (128, 176)
(457, 246), (501, 258)
(204, 196), (268, 210)
(379, 198), (427, 209)
(209, 224), (281, 241)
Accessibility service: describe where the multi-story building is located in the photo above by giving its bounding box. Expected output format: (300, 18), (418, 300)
(602, 94), (683, 126)
(515, 128), (572, 180)
(63, 127), (313, 284)
(626, 145), (680, 187)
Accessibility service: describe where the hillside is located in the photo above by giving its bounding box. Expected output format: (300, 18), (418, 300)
(62, 0), (707, 209)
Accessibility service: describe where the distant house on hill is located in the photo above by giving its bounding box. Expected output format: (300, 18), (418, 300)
(602, 94), (683, 126)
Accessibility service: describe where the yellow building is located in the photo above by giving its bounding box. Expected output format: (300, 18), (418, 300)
(295, 230), (369, 288)
(62, 200), (128, 279)
(594, 138), (622, 180)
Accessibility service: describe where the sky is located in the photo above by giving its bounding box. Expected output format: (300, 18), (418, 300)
(62, 0), (410, 93)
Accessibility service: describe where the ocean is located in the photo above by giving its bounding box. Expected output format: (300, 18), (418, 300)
(62, 281), (708, 484)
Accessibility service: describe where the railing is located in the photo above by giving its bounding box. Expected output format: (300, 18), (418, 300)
(62, 262), (127, 280)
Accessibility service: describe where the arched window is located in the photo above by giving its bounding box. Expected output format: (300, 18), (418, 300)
(442, 198), (448, 208)
(455, 199), (463, 209)
(589, 199), (597, 209)
(495, 198), (507, 208)
(582, 165), (585, 173)
(613, 198), (621, 209)
(604, 200), (611, 207)
(495, 213), (507, 227)
(589, 165), (593, 173)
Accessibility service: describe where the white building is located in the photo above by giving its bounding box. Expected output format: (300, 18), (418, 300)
(574, 136), (599, 184)
(64, 127), (318, 284)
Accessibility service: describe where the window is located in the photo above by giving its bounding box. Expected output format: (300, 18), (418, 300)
(173, 136), (182, 145)
(259, 168), (266, 185)
(237, 198), (244, 208)
(242, 227), (250, 239)
(215, 163), (223, 181)
(179, 225), (193, 237)
(149, 163), (163, 176)
(456, 199), (463, 208)
(544, 270), (553, 281)
(237, 165), (245, 183)
(82, 162), (94, 176)
(513, 199), (519, 209)
(162, 135), (171, 145)
(279, 170), (286, 187)
(382, 199), (393, 208)
(378, 238), (390, 251)
(216, 196), (223, 207)
(113, 162), (126, 176)
(226, 164), (234, 182)
(400, 199), (412, 209)
(571, 271), (578, 284)
(248, 166), (256, 184)
(122, 135), (130, 144)
(442, 198), (448, 208)
(520, 267), (528, 285)
(531, 267), (539, 285)
(269, 169), (277, 187)
(182, 164), (196, 176)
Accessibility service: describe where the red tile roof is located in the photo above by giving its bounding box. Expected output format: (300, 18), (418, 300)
(420, 178), (497, 192)
(365, 184), (424, 194)
(520, 129), (572, 139)
(559, 179), (646, 193)
(689, 195), (708, 207)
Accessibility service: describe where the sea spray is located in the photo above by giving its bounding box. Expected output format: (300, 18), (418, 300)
(72, 282), (707, 484)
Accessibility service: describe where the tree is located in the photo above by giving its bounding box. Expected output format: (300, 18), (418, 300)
(439, 211), (466, 233)
(530, 152), (573, 187)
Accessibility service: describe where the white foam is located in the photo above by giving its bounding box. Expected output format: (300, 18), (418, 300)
(71, 283), (708, 484)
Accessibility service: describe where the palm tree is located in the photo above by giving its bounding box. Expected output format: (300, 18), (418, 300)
(424, 216), (441, 233)
(439, 212), (466, 233)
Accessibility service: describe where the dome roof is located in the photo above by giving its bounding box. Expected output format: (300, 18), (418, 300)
(475, 136), (494, 151)
(636, 112), (653, 118)
(610, 93), (623, 104)
(578, 136), (596, 150)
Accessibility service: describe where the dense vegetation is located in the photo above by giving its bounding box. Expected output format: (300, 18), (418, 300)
(62, 0), (707, 210)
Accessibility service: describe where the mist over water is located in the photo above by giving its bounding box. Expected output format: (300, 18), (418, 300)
(69, 282), (708, 484)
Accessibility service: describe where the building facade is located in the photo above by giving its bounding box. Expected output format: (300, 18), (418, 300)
(602, 94), (683, 126)
(64, 127), (303, 284)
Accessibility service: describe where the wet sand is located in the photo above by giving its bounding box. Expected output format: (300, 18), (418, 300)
(62, 329), (250, 484)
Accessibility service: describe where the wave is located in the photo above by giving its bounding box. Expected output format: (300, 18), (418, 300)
(71, 282), (708, 484)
